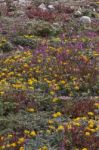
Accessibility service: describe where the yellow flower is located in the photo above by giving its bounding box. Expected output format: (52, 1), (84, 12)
(82, 117), (87, 120)
(52, 97), (59, 102)
(27, 108), (35, 112)
(42, 146), (48, 150)
(24, 63), (29, 68)
(88, 123), (94, 128)
(88, 119), (95, 128)
(49, 125), (55, 130)
(73, 122), (80, 126)
(48, 120), (54, 124)
(10, 143), (17, 147)
(96, 127), (99, 131)
(2, 39), (7, 43)
(24, 130), (30, 135)
(54, 84), (60, 90)
(57, 125), (64, 131)
(93, 51), (99, 56)
(89, 129), (96, 132)
(85, 132), (90, 136)
(60, 80), (65, 84)
(46, 130), (51, 134)
(74, 86), (79, 90)
(19, 146), (25, 150)
(1, 145), (6, 149)
(82, 148), (88, 150)
(29, 86), (34, 90)
(18, 138), (25, 143)
(38, 59), (42, 63)
(56, 112), (62, 116)
(38, 146), (48, 150)
(94, 102), (99, 108)
(88, 112), (94, 116)
(7, 134), (13, 138)
(30, 131), (36, 137)
(52, 112), (62, 118)
(28, 79), (34, 85)
(74, 117), (80, 121)
(50, 91), (55, 95)
(67, 124), (72, 129)
(0, 91), (4, 96)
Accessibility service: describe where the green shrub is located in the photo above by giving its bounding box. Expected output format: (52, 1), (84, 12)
(0, 39), (13, 52)
(35, 27), (52, 37)
(0, 41), (13, 52)
(13, 36), (37, 48)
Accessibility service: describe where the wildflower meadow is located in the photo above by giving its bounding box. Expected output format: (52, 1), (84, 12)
(0, 0), (99, 150)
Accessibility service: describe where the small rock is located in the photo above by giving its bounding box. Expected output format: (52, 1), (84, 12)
(38, 3), (48, 11)
(70, 6), (75, 11)
(53, 1), (59, 6)
(74, 10), (82, 17)
(53, 22), (60, 26)
(80, 16), (91, 24)
(8, 11), (15, 17)
(15, 10), (25, 16)
(48, 5), (55, 11)
(19, 0), (31, 6)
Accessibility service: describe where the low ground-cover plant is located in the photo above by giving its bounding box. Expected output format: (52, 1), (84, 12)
(26, 5), (71, 23)
(0, 31), (98, 96)
(62, 99), (99, 150)
(0, 1), (99, 149)
(13, 35), (38, 48)
(0, 30), (98, 149)
(0, 92), (98, 150)
(0, 38), (14, 52)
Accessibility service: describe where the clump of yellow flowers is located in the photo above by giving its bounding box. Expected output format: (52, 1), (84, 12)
(52, 112), (62, 118)
(27, 108), (35, 112)
(38, 146), (48, 150)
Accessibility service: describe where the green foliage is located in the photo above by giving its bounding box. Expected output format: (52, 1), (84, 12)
(13, 36), (37, 48)
(0, 41), (13, 52)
